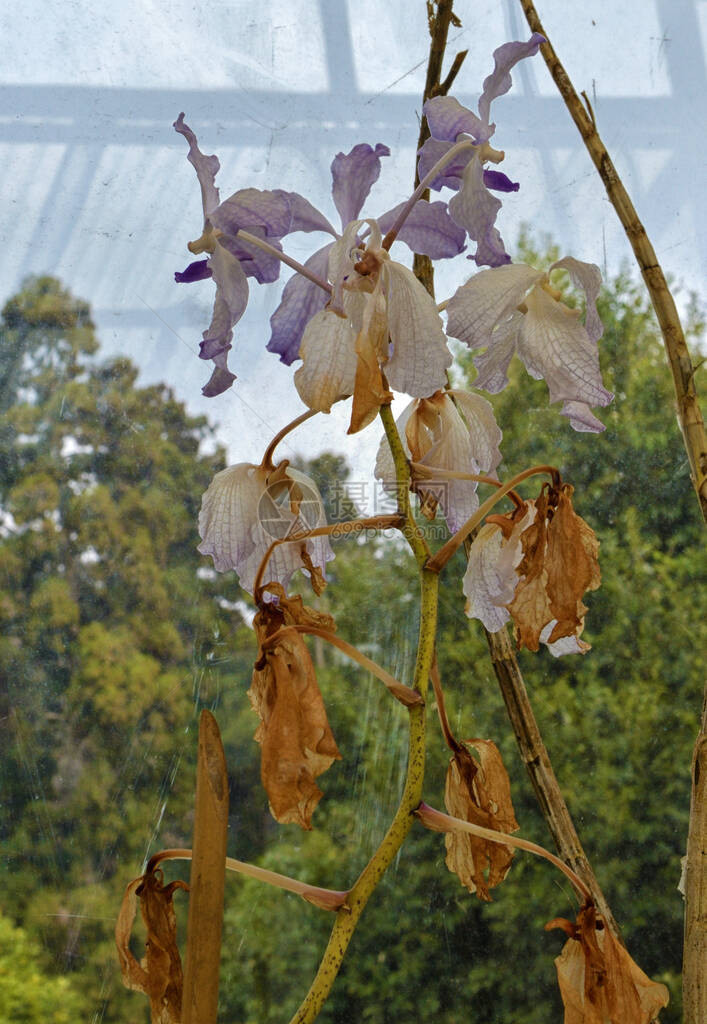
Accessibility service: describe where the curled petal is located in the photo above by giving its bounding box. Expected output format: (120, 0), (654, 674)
(377, 199), (466, 259)
(294, 310), (358, 412)
(383, 261), (453, 397)
(268, 244), (333, 365)
(463, 523), (513, 632)
(518, 287), (613, 411)
(449, 156), (510, 268)
(560, 401), (607, 434)
(416, 137), (473, 192)
(423, 95), (487, 142)
(478, 34), (545, 131)
(550, 256), (603, 344)
(174, 113), (220, 217)
(330, 143), (390, 228)
(202, 360), (237, 398)
(447, 263), (543, 350)
(448, 389), (503, 476)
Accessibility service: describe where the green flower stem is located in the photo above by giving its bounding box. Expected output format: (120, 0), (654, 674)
(379, 403), (430, 566)
(287, 568), (438, 1024)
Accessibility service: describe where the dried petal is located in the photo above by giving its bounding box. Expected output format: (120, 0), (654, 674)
(545, 485), (601, 642)
(294, 309), (358, 412)
(174, 113), (220, 217)
(447, 263), (543, 351)
(250, 594), (341, 828)
(116, 867), (188, 1023)
(444, 739), (519, 900)
(547, 903), (669, 1023)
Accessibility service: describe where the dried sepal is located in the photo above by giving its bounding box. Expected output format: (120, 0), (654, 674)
(115, 864), (189, 1023)
(249, 585), (341, 829)
(443, 738), (519, 901)
(546, 902), (669, 1024)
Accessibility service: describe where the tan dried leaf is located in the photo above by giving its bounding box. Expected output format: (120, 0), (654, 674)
(250, 589), (340, 828)
(115, 866), (188, 1023)
(444, 738), (519, 901)
(546, 903), (669, 1024)
(506, 489), (553, 651)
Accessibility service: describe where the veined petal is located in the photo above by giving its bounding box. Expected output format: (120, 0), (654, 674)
(198, 463), (268, 575)
(294, 309), (357, 412)
(272, 190), (338, 236)
(330, 143), (390, 228)
(477, 34), (545, 131)
(416, 137), (472, 192)
(561, 400), (607, 433)
(424, 95), (487, 142)
(377, 199), (466, 259)
(267, 244), (333, 365)
(211, 188), (293, 239)
(447, 263), (543, 349)
(472, 311), (523, 393)
(550, 255), (603, 344)
(448, 389), (503, 475)
(383, 261), (453, 397)
(413, 393), (480, 533)
(218, 229), (282, 284)
(518, 286), (613, 411)
(174, 113), (220, 217)
(463, 523), (513, 632)
(448, 156), (510, 267)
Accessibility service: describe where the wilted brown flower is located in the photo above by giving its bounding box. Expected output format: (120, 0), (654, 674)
(545, 902), (669, 1024)
(250, 583), (341, 829)
(465, 481), (600, 656)
(443, 738), (519, 900)
(115, 863), (188, 1023)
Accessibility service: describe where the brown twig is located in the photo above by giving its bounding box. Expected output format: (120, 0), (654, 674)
(518, 0), (707, 523)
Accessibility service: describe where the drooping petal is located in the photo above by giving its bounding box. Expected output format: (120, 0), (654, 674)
(174, 113), (221, 217)
(448, 389), (503, 476)
(250, 592), (340, 828)
(471, 311), (524, 393)
(560, 401), (607, 434)
(199, 241), (249, 358)
(174, 259), (212, 284)
(377, 199), (466, 259)
(348, 279), (393, 434)
(198, 463), (334, 596)
(463, 523), (514, 632)
(424, 95), (487, 142)
(448, 155), (511, 267)
(541, 621), (590, 658)
(383, 261), (453, 397)
(330, 143), (390, 228)
(518, 286), (613, 412)
(267, 244), (333, 365)
(416, 137), (473, 192)
(201, 358), (237, 398)
(446, 263), (543, 350)
(477, 34), (545, 132)
(294, 309), (358, 412)
(550, 256), (603, 344)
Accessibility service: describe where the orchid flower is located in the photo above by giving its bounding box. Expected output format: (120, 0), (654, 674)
(197, 460), (333, 597)
(268, 143), (466, 369)
(446, 258), (613, 431)
(375, 389), (503, 532)
(416, 33), (545, 267)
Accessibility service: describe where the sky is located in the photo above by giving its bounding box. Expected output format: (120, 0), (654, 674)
(0, 0), (705, 498)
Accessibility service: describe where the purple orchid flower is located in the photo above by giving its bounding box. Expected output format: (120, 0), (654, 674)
(267, 143), (467, 367)
(416, 33), (544, 268)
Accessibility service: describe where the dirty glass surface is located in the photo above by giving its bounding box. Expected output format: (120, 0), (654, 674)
(0, 2), (704, 1022)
